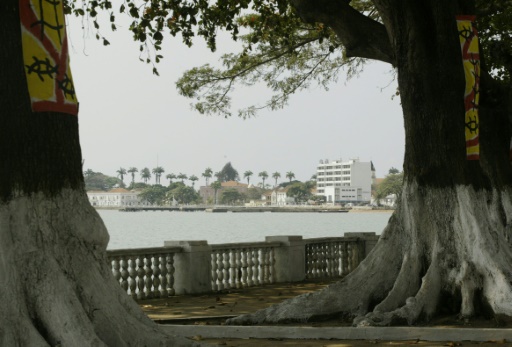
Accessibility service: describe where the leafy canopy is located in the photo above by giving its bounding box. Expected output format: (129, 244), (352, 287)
(65, 0), (511, 117)
(217, 162), (240, 182)
(376, 171), (403, 202)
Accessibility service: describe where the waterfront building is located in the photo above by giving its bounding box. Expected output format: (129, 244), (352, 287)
(271, 187), (295, 206)
(87, 188), (148, 208)
(315, 158), (375, 204)
(199, 181), (249, 204)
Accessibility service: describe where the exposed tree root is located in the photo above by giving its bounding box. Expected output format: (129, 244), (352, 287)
(0, 190), (205, 346)
(227, 182), (512, 327)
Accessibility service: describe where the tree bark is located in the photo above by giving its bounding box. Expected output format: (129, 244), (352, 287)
(228, 0), (512, 326)
(0, 2), (202, 345)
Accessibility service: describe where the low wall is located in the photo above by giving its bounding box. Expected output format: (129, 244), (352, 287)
(107, 233), (379, 300)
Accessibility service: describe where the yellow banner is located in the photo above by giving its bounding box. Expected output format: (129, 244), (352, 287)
(19, 0), (78, 115)
(456, 15), (480, 160)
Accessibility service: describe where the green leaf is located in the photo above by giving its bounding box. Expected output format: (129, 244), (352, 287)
(153, 31), (163, 41)
(129, 7), (139, 18)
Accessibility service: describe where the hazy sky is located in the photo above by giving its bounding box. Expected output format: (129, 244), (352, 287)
(67, 15), (404, 184)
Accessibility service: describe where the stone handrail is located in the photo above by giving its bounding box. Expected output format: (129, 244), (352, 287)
(304, 237), (365, 279)
(107, 233), (379, 300)
(210, 241), (281, 291)
(108, 246), (182, 300)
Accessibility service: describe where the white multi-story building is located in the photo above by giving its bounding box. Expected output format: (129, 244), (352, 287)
(87, 188), (148, 208)
(316, 158), (375, 204)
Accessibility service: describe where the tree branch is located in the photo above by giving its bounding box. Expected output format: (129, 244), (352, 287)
(290, 0), (394, 64)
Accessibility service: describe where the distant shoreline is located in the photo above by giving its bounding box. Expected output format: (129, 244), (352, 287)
(349, 208), (395, 213)
(93, 206), (395, 213)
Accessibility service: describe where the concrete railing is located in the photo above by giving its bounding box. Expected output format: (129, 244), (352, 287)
(107, 232), (379, 300)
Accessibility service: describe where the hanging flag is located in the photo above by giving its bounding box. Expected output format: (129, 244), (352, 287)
(19, 0), (78, 116)
(456, 15), (480, 160)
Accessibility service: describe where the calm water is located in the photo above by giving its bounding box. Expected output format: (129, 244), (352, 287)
(98, 210), (392, 250)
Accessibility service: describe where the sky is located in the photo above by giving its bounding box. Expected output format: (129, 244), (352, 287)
(67, 14), (404, 185)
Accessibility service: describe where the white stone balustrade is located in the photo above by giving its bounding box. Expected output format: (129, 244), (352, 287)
(211, 242), (279, 291)
(108, 246), (181, 300)
(107, 233), (379, 300)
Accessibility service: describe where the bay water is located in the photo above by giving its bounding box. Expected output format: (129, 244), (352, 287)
(98, 210), (392, 250)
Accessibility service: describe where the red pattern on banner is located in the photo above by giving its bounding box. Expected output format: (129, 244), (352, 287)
(19, 0), (78, 115)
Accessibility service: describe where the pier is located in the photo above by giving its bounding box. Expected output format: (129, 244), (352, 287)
(119, 206), (350, 213)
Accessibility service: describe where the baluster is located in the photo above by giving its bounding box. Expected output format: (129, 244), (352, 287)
(325, 243), (331, 277)
(334, 242), (341, 276)
(222, 251), (230, 289)
(327, 242), (336, 277)
(119, 256), (129, 295)
(228, 250), (236, 289)
(347, 242), (354, 273)
(111, 257), (121, 285)
(269, 247), (275, 283)
(312, 244), (319, 278)
(305, 244), (312, 279)
(144, 256), (153, 299)
(323, 243), (330, 276)
(240, 250), (248, 288)
(321, 243), (328, 277)
(216, 252), (224, 290)
(252, 248), (260, 285)
(342, 242), (349, 276)
(159, 254), (168, 297)
(127, 257), (136, 299)
(262, 248), (270, 284)
(319, 243), (326, 277)
(246, 249), (254, 286)
(211, 252), (219, 291)
(152, 255), (161, 298)
(166, 253), (175, 296)
(136, 257), (145, 300)
(234, 249), (242, 289)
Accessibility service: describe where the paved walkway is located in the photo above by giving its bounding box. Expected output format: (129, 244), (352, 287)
(139, 281), (512, 346)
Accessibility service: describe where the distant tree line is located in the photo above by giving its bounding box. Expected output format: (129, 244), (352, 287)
(84, 162), (318, 206)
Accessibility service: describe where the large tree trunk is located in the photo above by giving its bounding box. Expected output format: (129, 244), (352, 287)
(228, 0), (512, 326)
(0, 2), (201, 345)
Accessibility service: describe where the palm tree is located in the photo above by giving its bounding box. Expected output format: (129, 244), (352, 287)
(166, 173), (176, 184)
(286, 171), (295, 182)
(244, 170), (253, 185)
(140, 167), (151, 184)
(272, 171), (281, 187)
(258, 171), (268, 189)
(152, 166), (165, 185)
(127, 167), (138, 185)
(202, 167), (213, 186)
(189, 175), (199, 188)
(210, 181), (222, 205)
(116, 168), (127, 184)
(177, 173), (188, 183)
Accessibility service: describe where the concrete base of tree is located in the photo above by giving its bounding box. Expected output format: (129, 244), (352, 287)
(0, 190), (204, 346)
(227, 182), (512, 326)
